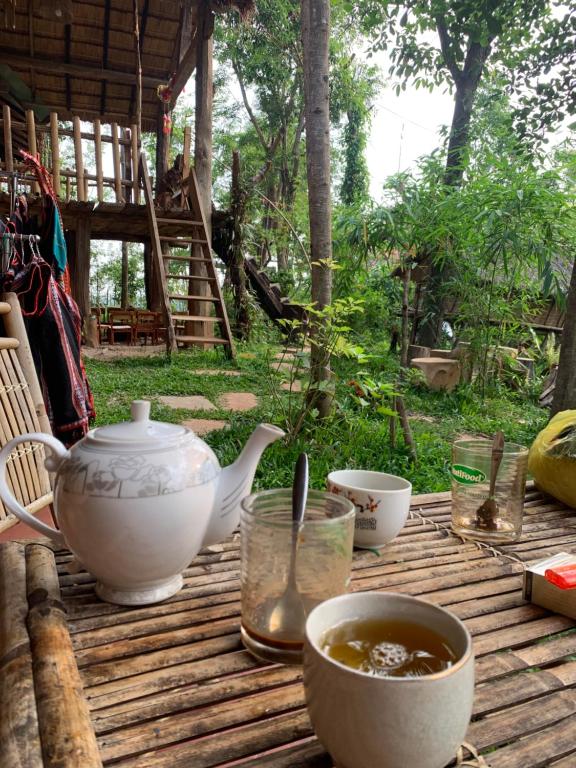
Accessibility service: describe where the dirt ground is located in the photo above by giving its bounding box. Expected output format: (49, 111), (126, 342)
(82, 344), (166, 360)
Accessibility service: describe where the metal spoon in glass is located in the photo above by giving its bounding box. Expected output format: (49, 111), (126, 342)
(268, 452), (308, 636)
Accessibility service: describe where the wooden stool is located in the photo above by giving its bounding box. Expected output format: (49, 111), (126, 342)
(411, 357), (461, 392)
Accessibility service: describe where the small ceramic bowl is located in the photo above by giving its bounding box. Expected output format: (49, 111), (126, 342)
(304, 591), (474, 768)
(327, 469), (411, 548)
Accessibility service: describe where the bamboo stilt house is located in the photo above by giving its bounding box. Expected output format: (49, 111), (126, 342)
(0, 0), (252, 352)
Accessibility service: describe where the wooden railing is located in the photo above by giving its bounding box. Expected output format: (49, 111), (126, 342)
(0, 105), (143, 204)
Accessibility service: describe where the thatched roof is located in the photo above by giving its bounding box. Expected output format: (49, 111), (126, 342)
(0, 0), (218, 132)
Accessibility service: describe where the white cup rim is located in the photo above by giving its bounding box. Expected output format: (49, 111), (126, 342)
(306, 591), (473, 683)
(328, 469), (412, 494)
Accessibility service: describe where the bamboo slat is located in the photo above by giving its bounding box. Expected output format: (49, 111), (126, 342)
(130, 126), (139, 204)
(73, 117), (86, 203)
(26, 545), (103, 768)
(49, 113), (60, 196)
(0, 542), (43, 767)
(111, 123), (123, 203)
(2, 490), (576, 766)
(3, 105), (13, 173)
(94, 120), (104, 203)
(25, 109), (40, 194)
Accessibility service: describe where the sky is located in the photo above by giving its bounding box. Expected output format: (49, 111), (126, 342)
(366, 82), (454, 200)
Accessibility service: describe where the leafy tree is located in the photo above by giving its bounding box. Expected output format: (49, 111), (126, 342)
(356, 0), (563, 345)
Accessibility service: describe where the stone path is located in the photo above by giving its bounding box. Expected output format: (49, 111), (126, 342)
(182, 419), (228, 436)
(159, 395), (216, 411)
(217, 392), (259, 411)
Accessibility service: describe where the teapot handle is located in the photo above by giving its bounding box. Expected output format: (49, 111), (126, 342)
(0, 433), (70, 547)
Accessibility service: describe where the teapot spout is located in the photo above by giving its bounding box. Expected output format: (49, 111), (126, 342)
(203, 423), (285, 547)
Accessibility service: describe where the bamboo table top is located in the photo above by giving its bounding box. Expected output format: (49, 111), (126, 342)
(2, 486), (576, 768)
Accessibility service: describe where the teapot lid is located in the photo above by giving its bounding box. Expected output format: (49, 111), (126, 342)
(86, 400), (196, 450)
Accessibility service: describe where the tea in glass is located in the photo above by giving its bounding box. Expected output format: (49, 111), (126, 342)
(240, 489), (355, 664)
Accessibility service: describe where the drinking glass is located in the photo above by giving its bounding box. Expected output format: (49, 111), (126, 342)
(240, 488), (355, 664)
(451, 438), (529, 543)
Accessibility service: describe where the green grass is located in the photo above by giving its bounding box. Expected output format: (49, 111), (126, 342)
(83, 342), (547, 495)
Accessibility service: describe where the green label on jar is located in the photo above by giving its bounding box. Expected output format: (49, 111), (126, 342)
(451, 464), (487, 485)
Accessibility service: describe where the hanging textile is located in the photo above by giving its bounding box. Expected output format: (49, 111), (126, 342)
(1, 182), (95, 446)
(20, 149), (70, 286)
(3, 249), (95, 446)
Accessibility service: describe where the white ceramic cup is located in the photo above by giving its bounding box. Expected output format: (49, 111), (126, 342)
(304, 591), (475, 768)
(327, 469), (411, 548)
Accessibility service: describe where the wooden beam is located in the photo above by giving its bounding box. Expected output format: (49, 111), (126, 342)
(4, 50), (160, 88)
(64, 25), (72, 112)
(169, 36), (198, 108)
(100, 0), (112, 115)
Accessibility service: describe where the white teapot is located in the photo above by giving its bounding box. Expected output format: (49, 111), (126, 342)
(0, 400), (284, 605)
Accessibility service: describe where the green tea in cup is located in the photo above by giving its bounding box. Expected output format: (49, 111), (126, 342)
(321, 618), (457, 677)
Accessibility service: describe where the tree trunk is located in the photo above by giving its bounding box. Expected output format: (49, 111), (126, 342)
(416, 38), (490, 347)
(230, 150), (250, 339)
(400, 263), (411, 368)
(189, 5), (214, 343)
(143, 241), (162, 311)
(552, 255), (576, 414)
(120, 242), (129, 308)
(302, 0), (332, 418)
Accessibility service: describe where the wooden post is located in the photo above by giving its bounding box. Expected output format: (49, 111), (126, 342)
(121, 242), (129, 308)
(67, 219), (91, 321)
(131, 124), (139, 204)
(94, 119), (104, 202)
(26, 109), (40, 193)
(111, 123), (123, 202)
(73, 116), (85, 202)
(152, 106), (170, 319)
(3, 105), (13, 173)
(120, 127), (131, 203)
(49, 112), (60, 197)
(183, 124), (191, 183)
(191, 6), (215, 343)
(26, 545), (103, 768)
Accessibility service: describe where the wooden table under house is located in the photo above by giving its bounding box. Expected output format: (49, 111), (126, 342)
(2, 484), (576, 768)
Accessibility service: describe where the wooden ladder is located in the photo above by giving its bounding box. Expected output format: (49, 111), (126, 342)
(139, 154), (235, 357)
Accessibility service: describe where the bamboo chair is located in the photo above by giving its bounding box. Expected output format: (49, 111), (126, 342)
(0, 293), (53, 535)
(108, 309), (135, 345)
(134, 310), (159, 345)
(92, 306), (111, 345)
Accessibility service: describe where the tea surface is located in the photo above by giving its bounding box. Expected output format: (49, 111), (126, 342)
(322, 618), (457, 677)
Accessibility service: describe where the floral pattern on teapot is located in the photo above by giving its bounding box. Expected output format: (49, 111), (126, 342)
(58, 453), (218, 499)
